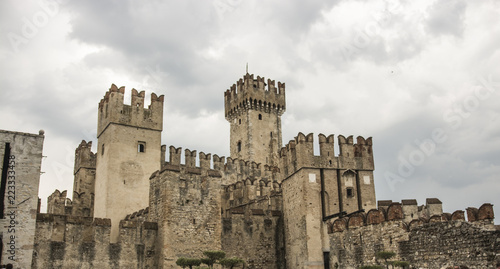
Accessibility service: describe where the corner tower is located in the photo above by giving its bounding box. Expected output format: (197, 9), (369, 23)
(224, 73), (286, 165)
(95, 84), (164, 242)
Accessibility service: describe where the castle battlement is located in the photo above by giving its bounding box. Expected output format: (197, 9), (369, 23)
(222, 178), (282, 210)
(47, 190), (69, 215)
(35, 213), (158, 243)
(328, 202), (494, 234)
(33, 213), (157, 268)
(74, 140), (96, 175)
(163, 145), (280, 184)
(97, 84), (164, 137)
(279, 133), (374, 178)
(224, 73), (286, 120)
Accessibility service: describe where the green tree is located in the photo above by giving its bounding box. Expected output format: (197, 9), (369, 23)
(358, 266), (384, 269)
(176, 257), (202, 269)
(375, 251), (396, 269)
(390, 261), (409, 268)
(220, 257), (244, 269)
(201, 250), (226, 268)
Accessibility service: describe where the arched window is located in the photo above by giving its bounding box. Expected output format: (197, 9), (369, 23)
(258, 114), (262, 120)
(138, 142), (146, 153)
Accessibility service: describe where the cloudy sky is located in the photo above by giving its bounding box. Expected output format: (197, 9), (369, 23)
(1, 0), (499, 222)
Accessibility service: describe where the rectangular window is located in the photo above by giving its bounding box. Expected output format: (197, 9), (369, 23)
(346, 188), (354, 198)
(138, 142), (146, 153)
(323, 252), (330, 269)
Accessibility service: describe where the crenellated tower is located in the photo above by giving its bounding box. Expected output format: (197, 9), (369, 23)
(94, 84), (164, 242)
(72, 140), (96, 217)
(224, 73), (286, 166)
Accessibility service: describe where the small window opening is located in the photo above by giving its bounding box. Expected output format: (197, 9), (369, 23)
(138, 142), (146, 153)
(329, 160), (332, 165)
(270, 132), (273, 138)
(237, 141), (242, 152)
(346, 188), (354, 198)
(258, 114), (262, 120)
(253, 84), (257, 89)
(239, 119), (241, 125)
(101, 144), (105, 155)
(193, 219), (196, 224)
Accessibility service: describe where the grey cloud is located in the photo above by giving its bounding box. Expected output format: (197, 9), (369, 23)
(425, 0), (466, 37)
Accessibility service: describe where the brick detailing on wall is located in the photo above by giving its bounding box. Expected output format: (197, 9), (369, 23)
(328, 202), (499, 269)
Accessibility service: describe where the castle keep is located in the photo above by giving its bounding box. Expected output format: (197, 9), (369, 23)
(5, 73), (497, 268)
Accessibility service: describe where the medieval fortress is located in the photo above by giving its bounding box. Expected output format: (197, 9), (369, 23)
(0, 73), (499, 268)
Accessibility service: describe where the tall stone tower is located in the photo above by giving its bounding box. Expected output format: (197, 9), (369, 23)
(72, 140), (96, 217)
(224, 73), (286, 166)
(94, 84), (164, 242)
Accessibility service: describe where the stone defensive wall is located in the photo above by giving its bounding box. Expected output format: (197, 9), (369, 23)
(222, 205), (285, 269)
(47, 189), (93, 217)
(161, 145), (281, 185)
(224, 73), (286, 120)
(150, 147), (226, 268)
(279, 133), (374, 178)
(32, 213), (158, 269)
(328, 202), (499, 269)
(97, 84), (164, 136)
(222, 178), (282, 212)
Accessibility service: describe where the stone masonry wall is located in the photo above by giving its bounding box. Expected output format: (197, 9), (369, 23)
(149, 158), (223, 268)
(32, 214), (157, 269)
(0, 130), (44, 269)
(222, 209), (285, 269)
(328, 203), (499, 269)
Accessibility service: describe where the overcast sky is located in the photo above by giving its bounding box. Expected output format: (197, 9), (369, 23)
(1, 0), (499, 222)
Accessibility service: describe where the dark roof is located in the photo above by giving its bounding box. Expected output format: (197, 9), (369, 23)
(402, 199), (418, 205)
(426, 198), (442, 204)
(378, 200), (393, 207)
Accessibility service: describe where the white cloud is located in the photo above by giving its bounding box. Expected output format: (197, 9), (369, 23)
(1, 0), (498, 222)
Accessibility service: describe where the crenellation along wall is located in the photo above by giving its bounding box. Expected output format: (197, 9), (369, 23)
(221, 179), (282, 214)
(164, 145), (281, 185)
(97, 84), (164, 136)
(380, 198), (444, 223)
(148, 159), (223, 269)
(328, 202), (499, 269)
(47, 189), (94, 217)
(224, 73), (286, 120)
(32, 213), (158, 269)
(279, 133), (374, 178)
(222, 206), (286, 269)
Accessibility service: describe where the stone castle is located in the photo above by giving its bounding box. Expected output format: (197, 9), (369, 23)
(1, 73), (498, 268)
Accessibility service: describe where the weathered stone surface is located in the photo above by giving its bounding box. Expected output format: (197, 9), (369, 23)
(24, 74), (500, 269)
(0, 129), (44, 269)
